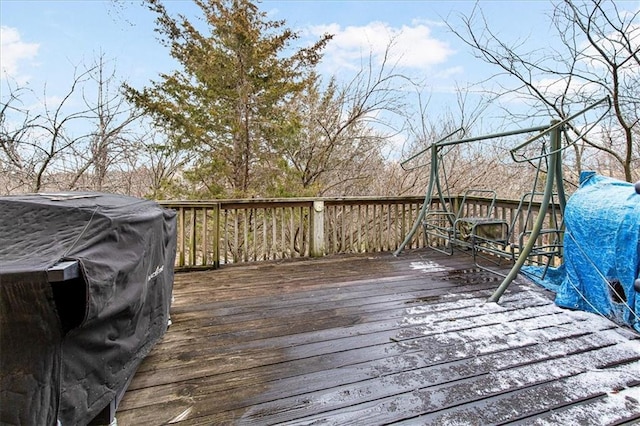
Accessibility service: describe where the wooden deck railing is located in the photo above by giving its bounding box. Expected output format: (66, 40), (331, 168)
(159, 195), (563, 270)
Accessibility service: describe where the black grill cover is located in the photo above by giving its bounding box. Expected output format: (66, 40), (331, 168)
(0, 192), (177, 425)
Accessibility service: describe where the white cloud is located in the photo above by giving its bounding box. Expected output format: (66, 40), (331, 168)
(434, 66), (464, 80)
(0, 26), (39, 81)
(535, 76), (604, 101)
(309, 21), (454, 73)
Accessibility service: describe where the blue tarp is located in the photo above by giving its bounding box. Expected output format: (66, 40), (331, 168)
(523, 172), (640, 332)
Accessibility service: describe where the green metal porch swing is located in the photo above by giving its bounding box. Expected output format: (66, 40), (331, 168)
(394, 96), (611, 303)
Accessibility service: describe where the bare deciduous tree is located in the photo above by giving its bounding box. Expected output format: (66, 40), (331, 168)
(136, 128), (194, 199)
(281, 43), (411, 196)
(450, 0), (639, 182)
(0, 57), (145, 195)
(1, 71), (94, 193)
(0, 83), (35, 193)
(69, 55), (142, 192)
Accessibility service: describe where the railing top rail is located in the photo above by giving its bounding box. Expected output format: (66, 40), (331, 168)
(159, 195), (428, 209)
(158, 200), (221, 208)
(158, 194), (559, 210)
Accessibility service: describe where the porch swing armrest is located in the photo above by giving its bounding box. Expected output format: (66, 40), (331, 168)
(454, 217), (509, 245)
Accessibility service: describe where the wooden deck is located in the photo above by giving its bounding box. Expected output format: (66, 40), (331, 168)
(116, 249), (640, 425)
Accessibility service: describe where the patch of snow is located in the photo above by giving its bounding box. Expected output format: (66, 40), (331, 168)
(530, 387), (640, 425)
(405, 295), (495, 315)
(409, 260), (449, 273)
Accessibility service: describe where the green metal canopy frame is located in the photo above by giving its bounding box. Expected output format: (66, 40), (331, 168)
(394, 97), (611, 302)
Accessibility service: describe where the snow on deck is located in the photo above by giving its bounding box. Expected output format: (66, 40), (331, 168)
(117, 250), (640, 425)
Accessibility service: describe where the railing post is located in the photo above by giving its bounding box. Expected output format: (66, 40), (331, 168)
(212, 203), (220, 268)
(310, 200), (325, 257)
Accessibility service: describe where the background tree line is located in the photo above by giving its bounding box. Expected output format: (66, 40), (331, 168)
(1, 0), (638, 200)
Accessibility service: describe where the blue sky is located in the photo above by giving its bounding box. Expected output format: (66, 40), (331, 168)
(2, 0), (637, 157)
(1, 1), (555, 95)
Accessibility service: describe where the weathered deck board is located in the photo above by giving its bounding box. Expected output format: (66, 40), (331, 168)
(116, 250), (640, 425)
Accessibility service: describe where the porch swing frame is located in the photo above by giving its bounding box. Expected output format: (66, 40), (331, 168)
(394, 96), (611, 302)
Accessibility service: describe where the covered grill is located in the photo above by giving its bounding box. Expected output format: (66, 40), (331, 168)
(0, 192), (176, 425)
